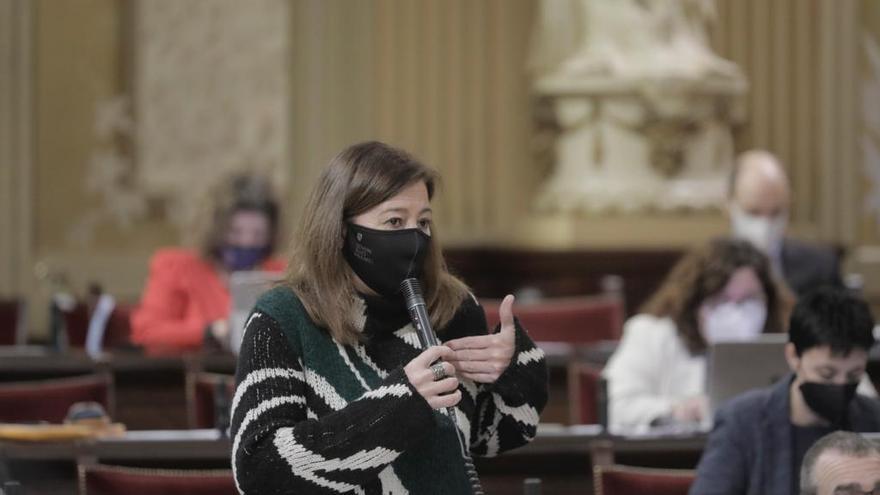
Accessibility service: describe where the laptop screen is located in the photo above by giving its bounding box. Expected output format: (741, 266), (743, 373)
(706, 334), (790, 415)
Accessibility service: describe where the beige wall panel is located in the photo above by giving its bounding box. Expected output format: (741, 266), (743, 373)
(288, 0), (375, 227)
(0, 0), (33, 297)
(713, 0), (861, 243)
(369, 0), (535, 245)
(35, 0), (119, 250)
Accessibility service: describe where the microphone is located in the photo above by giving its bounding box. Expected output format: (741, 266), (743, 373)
(400, 278), (484, 495)
(400, 278), (439, 350)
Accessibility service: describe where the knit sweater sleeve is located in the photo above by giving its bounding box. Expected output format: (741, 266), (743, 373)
(230, 311), (435, 494)
(443, 296), (549, 458)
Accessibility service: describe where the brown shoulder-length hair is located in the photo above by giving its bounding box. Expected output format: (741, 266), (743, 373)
(286, 141), (471, 345)
(194, 173), (281, 262)
(641, 237), (794, 355)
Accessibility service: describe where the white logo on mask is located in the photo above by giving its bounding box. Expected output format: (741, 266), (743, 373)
(702, 299), (767, 344)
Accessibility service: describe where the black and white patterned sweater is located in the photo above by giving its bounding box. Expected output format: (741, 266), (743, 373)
(230, 285), (548, 494)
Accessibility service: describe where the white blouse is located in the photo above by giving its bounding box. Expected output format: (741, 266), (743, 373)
(603, 314), (705, 431)
(602, 313), (878, 432)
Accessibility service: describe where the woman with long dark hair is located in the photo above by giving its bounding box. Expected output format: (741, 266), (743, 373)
(230, 141), (548, 494)
(604, 238), (793, 430)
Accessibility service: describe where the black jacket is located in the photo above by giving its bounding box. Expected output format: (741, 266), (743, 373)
(689, 374), (880, 495)
(781, 239), (843, 297)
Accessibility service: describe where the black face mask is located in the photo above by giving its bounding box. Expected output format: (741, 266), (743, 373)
(343, 223), (430, 298)
(799, 381), (859, 426)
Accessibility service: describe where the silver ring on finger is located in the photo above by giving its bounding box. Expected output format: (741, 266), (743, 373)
(430, 363), (447, 382)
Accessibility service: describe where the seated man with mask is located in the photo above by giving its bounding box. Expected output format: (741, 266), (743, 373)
(690, 286), (880, 495)
(729, 150), (843, 296)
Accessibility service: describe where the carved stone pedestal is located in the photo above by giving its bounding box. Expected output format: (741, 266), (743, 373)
(533, 76), (746, 214)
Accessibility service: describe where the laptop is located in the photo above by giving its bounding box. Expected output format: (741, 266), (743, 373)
(228, 271), (283, 355)
(706, 334), (790, 416)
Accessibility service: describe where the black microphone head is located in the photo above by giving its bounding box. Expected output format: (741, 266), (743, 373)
(400, 278), (424, 307)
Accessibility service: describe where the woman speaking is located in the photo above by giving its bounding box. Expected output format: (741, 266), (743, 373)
(230, 141), (548, 494)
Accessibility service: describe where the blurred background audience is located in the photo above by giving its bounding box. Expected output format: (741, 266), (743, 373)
(603, 238), (791, 430)
(130, 174), (284, 354)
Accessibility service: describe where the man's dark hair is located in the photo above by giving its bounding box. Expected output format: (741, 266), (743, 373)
(789, 286), (875, 357)
(799, 431), (880, 495)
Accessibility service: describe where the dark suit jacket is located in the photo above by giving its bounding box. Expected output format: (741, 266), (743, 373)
(781, 239), (843, 297)
(689, 374), (880, 495)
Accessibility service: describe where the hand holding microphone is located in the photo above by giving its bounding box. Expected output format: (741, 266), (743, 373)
(404, 345), (462, 409)
(400, 278), (484, 495)
(400, 278), (463, 410)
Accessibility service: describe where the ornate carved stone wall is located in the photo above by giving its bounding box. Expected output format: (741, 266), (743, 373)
(134, 0), (289, 198)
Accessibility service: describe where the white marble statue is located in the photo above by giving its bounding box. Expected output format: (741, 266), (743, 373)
(529, 0), (747, 213)
(531, 0), (740, 82)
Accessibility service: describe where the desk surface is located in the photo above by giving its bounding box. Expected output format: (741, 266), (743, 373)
(7, 425), (876, 461)
(3, 425), (877, 495)
(0, 429), (229, 461)
(4, 338), (879, 371)
(0, 425), (711, 462)
(0, 343), (598, 376)
(0, 348), (237, 376)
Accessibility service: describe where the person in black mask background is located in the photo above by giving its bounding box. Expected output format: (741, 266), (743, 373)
(230, 141), (548, 494)
(131, 173), (285, 354)
(690, 286), (880, 495)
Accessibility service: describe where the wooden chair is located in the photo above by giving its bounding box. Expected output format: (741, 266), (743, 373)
(0, 373), (114, 423)
(185, 372), (235, 429)
(63, 302), (136, 349)
(0, 298), (26, 346)
(481, 294), (624, 344)
(567, 362), (605, 425)
(594, 465), (696, 495)
(78, 464), (237, 495)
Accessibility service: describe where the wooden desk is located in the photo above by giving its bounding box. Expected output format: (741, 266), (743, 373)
(16, 341), (878, 431)
(0, 429), (229, 463)
(0, 346), (583, 427)
(3, 426), (876, 495)
(0, 425), (710, 462)
(0, 348), (236, 377)
(0, 425), (702, 495)
(0, 430), (231, 495)
(0, 348), (236, 430)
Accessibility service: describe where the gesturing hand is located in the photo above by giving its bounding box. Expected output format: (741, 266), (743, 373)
(404, 345), (461, 409)
(672, 395), (708, 424)
(446, 295), (516, 384)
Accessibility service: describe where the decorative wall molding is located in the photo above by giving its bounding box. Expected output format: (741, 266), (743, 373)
(864, 32), (880, 232)
(135, 0), (289, 196)
(72, 0), (291, 245)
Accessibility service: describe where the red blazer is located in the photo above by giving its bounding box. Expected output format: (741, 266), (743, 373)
(131, 248), (285, 354)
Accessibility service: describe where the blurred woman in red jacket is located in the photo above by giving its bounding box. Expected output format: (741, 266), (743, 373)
(131, 174), (285, 354)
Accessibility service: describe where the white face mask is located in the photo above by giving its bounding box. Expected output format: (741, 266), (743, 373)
(730, 204), (787, 255)
(701, 298), (767, 344)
